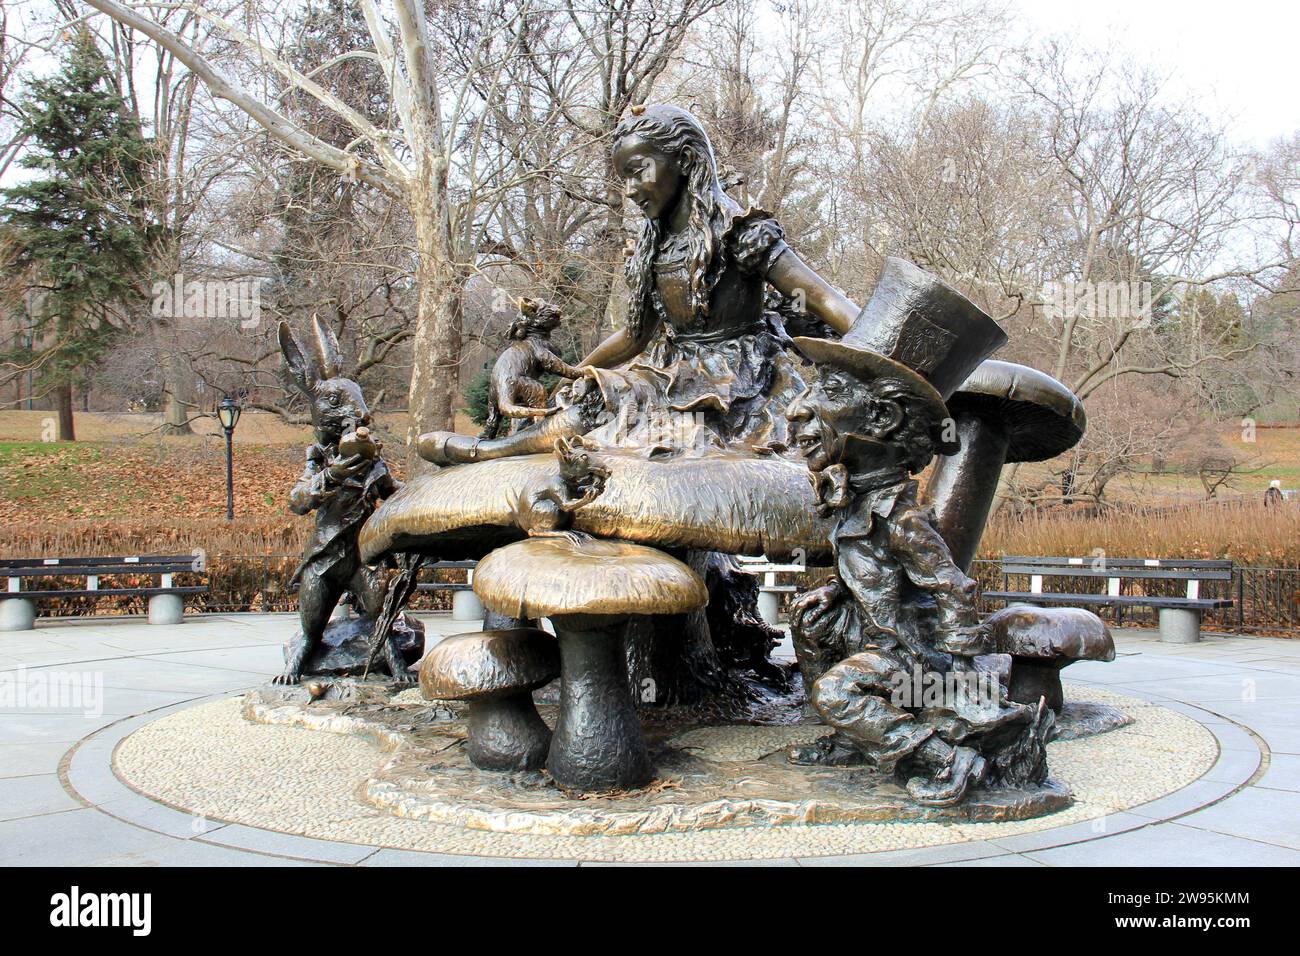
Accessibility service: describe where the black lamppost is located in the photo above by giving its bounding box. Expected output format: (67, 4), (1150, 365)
(217, 396), (242, 521)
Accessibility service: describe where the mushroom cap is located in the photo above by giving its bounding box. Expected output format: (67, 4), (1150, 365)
(418, 628), (559, 701)
(473, 536), (708, 621)
(983, 606), (1115, 663)
(358, 450), (832, 565)
(949, 360), (1085, 462)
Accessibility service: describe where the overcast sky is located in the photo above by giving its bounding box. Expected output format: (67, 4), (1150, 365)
(1015, 0), (1300, 146)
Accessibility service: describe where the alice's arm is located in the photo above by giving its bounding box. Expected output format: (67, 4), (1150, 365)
(766, 249), (860, 336)
(579, 317), (660, 369)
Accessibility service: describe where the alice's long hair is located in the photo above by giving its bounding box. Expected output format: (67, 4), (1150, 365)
(613, 105), (731, 338)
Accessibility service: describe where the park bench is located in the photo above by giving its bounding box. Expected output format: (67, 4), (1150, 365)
(416, 560), (482, 621)
(0, 554), (209, 632)
(736, 555), (808, 625)
(983, 555), (1234, 643)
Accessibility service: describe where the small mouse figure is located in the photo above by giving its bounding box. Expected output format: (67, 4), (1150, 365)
(515, 435), (611, 537)
(481, 297), (585, 439)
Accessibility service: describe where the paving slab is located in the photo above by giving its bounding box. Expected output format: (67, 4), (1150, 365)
(1023, 821), (1300, 867)
(0, 772), (83, 821)
(932, 853), (1046, 867)
(1175, 786), (1300, 849)
(196, 823), (381, 865)
(0, 806), (176, 866)
(0, 740), (78, 778)
(1255, 752), (1300, 792)
(798, 840), (1007, 867)
(0, 613), (1292, 866)
(92, 838), (326, 867)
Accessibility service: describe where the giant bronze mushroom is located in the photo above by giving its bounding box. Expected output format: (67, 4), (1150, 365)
(472, 536), (708, 793)
(358, 450), (832, 564)
(925, 360), (1086, 572)
(419, 628), (559, 771)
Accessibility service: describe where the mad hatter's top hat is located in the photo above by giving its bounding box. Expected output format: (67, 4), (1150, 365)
(794, 257), (1007, 424)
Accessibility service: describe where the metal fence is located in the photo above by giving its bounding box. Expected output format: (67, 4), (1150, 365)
(971, 560), (1299, 633)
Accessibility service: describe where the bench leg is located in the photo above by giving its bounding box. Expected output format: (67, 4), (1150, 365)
(148, 593), (185, 625)
(451, 589), (484, 622)
(0, 599), (35, 632)
(1159, 607), (1201, 644)
(757, 590), (781, 626)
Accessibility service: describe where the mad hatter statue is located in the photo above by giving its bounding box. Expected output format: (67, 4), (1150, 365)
(786, 258), (1053, 806)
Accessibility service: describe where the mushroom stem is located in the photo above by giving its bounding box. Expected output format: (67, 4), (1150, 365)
(547, 615), (652, 792)
(925, 412), (1010, 573)
(1006, 658), (1067, 713)
(467, 694), (552, 771)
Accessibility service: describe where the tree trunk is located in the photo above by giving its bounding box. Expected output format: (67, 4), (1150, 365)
(161, 352), (193, 435)
(55, 383), (75, 442)
(405, 184), (466, 472)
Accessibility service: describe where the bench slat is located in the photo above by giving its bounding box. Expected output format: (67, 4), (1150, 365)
(1001, 556), (1232, 570)
(0, 565), (202, 578)
(984, 591), (1232, 610)
(1000, 565), (1233, 581)
(0, 555), (196, 569)
(0, 586), (209, 601)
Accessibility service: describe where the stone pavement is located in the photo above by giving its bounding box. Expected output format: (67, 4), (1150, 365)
(1, 613), (1297, 866)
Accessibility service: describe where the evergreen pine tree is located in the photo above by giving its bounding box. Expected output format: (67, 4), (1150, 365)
(1, 31), (156, 440)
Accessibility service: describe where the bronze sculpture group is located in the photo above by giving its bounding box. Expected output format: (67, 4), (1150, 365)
(276, 104), (1113, 811)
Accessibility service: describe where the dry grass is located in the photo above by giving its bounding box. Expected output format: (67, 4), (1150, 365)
(0, 408), (315, 445)
(979, 501), (1300, 568)
(0, 514), (306, 559)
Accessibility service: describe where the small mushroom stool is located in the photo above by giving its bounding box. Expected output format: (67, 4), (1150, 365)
(418, 628), (559, 771)
(983, 605), (1115, 712)
(473, 536), (708, 793)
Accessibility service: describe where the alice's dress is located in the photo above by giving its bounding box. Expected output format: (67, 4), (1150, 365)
(576, 207), (808, 460)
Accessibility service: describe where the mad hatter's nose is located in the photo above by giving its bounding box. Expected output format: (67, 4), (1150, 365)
(786, 388), (814, 422)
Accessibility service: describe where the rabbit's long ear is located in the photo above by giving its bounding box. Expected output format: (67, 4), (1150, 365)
(311, 313), (343, 379)
(278, 321), (317, 394)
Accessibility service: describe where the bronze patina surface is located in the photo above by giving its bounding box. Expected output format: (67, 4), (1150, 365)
(276, 316), (409, 686)
(480, 297), (584, 439)
(241, 685), (1087, 835)
(418, 628), (559, 772)
(472, 536), (709, 792)
(472, 536), (708, 620)
(271, 102), (1114, 814)
(785, 260), (1059, 807)
(359, 450), (832, 563)
(925, 360), (1086, 571)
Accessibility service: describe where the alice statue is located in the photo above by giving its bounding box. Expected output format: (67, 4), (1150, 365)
(418, 104), (860, 465)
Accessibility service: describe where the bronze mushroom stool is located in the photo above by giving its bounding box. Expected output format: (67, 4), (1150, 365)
(983, 605), (1115, 712)
(925, 360), (1086, 572)
(418, 628), (559, 771)
(473, 536), (708, 793)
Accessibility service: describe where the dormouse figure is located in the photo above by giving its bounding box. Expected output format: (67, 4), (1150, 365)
(514, 435), (611, 538)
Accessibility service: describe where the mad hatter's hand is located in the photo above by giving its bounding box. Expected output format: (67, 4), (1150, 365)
(790, 581), (843, 637)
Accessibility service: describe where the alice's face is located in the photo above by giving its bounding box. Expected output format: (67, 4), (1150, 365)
(613, 135), (684, 221)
